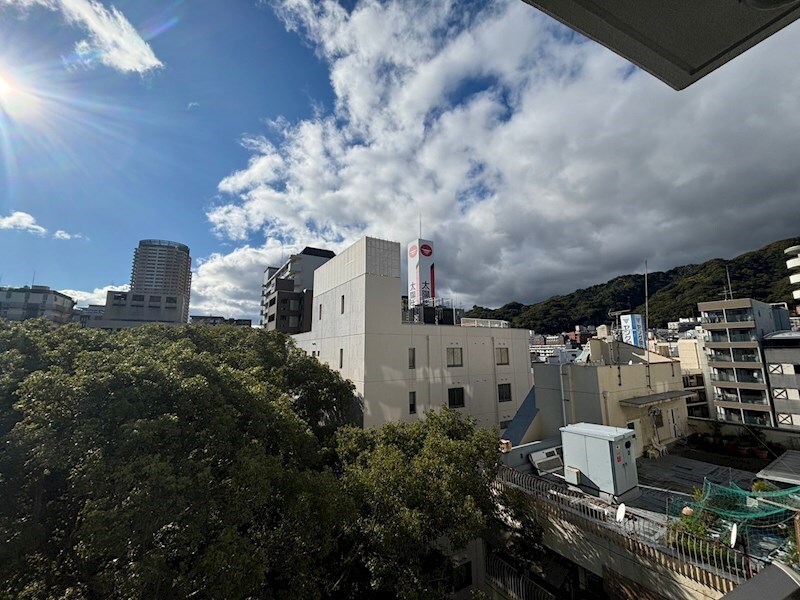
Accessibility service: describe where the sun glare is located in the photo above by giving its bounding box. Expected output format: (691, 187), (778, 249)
(0, 75), (12, 97)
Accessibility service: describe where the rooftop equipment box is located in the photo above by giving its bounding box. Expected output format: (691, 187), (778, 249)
(560, 423), (639, 502)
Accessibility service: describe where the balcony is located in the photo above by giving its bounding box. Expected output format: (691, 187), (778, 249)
(731, 350), (759, 363)
(701, 312), (725, 324)
(735, 370), (764, 384)
(708, 350), (732, 362)
(711, 370), (736, 383)
(739, 392), (768, 406)
(714, 392), (740, 403)
(743, 411), (771, 427)
(728, 331), (758, 343)
(724, 310), (754, 323)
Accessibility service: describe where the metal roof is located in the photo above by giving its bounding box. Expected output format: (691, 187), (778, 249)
(618, 390), (695, 407)
(721, 563), (800, 599)
(757, 450), (800, 485)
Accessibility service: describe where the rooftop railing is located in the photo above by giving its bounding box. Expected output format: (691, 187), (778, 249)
(494, 466), (764, 594)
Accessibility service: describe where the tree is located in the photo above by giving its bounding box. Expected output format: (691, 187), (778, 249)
(0, 322), (353, 599)
(331, 409), (500, 599)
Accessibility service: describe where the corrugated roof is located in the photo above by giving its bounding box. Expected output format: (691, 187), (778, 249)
(757, 450), (800, 486)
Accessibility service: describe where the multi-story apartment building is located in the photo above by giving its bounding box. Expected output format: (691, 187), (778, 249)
(260, 247), (335, 332)
(190, 315), (252, 327)
(293, 237), (533, 430)
(763, 331), (800, 430)
(0, 286), (75, 325)
(87, 240), (192, 329)
(699, 298), (790, 427)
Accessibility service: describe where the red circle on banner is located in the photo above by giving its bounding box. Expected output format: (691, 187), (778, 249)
(409, 245), (418, 257)
(421, 244), (432, 257)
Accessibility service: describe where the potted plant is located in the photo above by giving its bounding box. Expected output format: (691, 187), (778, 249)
(736, 432), (753, 457)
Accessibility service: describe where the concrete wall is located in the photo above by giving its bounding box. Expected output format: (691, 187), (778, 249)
(294, 237), (532, 429)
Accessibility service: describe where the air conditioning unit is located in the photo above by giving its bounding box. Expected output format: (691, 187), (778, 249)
(565, 466), (580, 485)
(528, 447), (563, 475)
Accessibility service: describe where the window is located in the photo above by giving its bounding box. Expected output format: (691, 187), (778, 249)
(268, 297), (276, 307)
(339, 348), (343, 368)
(132, 294), (145, 302)
(408, 348), (416, 369)
(446, 347), (463, 367)
(166, 297), (177, 304)
(495, 347), (509, 365)
(319, 304), (323, 320)
(774, 389), (789, 400)
(267, 314), (275, 322)
(499, 420), (513, 430)
(448, 387), (465, 408)
(149, 296), (161, 302)
(409, 391), (417, 414)
(498, 383), (512, 403)
(289, 300), (300, 311)
(341, 295), (345, 314)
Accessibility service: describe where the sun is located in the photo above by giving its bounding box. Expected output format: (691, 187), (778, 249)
(0, 75), (11, 97)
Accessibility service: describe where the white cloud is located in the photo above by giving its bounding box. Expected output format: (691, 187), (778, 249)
(53, 229), (85, 240)
(0, 211), (47, 235)
(59, 284), (128, 307)
(1, 0), (162, 74)
(201, 0), (800, 322)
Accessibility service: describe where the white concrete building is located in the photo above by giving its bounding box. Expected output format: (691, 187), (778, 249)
(0, 286), (75, 326)
(293, 237), (533, 430)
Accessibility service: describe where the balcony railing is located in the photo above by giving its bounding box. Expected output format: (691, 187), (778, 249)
(740, 395), (768, 406)
(495, 466), (762, 594)
(711, 372), (736, 382)
(709, 351), (732, 362)
(744, 413), (771, 426)
(732, 352), (759, 363)
(729, 332), (758, 342)
(724, 312), (755, 323)
(736, 371), (764, 384)
(715, 393), (740, 403)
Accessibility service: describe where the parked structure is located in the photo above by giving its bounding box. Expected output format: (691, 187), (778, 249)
(260, 247), (335, 332)
(0, 286), (75, 325)
(293, 237), (533, 430)
(699, 298), (791, 427)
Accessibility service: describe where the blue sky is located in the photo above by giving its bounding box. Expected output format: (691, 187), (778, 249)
(2, 0), (800, 322)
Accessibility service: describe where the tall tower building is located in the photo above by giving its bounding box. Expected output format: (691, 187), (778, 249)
(131, 240), (192, 322)
(95, 239), (192, 328)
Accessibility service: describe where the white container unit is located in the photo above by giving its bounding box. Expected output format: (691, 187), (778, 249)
(560, 423), (639, 503)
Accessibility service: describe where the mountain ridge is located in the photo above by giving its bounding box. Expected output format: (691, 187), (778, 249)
(464, 237), (800, 332)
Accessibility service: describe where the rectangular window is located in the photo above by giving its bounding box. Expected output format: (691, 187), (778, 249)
(268, 297), (276, 307)
(149, 296), (161, 302)
(267, 314), (275, 322)
(446, 347), (463, 367)
(448, 387), (465, 408)
(408, 348), (416, 369)
(166, 297), (177, 304)
(319, 304), (323, 320)
(499, 420), (513, 430)
(339, 348), (343, 369)
(495, 347), (509, 365)
(653, 411), (664, 429)
(341, 295), (345, 314)
(498, 383), (512, 403)
(409, 391), (417, 414)
(132, 294), (145, 302)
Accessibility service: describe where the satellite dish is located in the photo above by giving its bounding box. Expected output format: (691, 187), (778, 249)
(730, 523), (738, 548)
(616, 503), (626, 522)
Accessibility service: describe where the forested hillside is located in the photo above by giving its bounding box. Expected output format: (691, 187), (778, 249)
(466, 237), (800, 332)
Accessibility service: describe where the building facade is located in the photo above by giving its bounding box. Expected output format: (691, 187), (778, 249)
(190, 315), (252, 327)
(763, 331), (800, 430)
(261, 247), (335, 332)
(293, 237), (533, 431)
(0, 286), (75, 325)
(87, 240), (192, 329)
(699, 298), (791, 427)
(530, 339), (691, 457)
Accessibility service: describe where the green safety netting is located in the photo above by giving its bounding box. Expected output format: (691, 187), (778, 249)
(667, 481), (800, 563)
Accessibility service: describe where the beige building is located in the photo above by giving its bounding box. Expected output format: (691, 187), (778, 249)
(529, 339), (691, 457)
(0, 286), (75, 326)
(699, 298), (790, 427)
(676, 337), (714, 418)
(293, 237), (533, 430)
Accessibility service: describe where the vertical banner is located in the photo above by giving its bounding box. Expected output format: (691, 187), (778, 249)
(408, 239), (435, 306)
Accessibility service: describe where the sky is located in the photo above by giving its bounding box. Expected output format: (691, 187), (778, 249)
(2, 0), (800, 323)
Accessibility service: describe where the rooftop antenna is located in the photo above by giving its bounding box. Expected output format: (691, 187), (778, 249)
(419, 213), (422, 239)
(726, 265), (736, 300)
(31, 270), (36, 287)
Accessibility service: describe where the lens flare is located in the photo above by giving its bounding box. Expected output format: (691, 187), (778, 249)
(0, 76), (11, 96)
